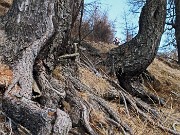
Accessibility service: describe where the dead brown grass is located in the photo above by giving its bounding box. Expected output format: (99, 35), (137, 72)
(78, 41), (180, 134)
(148, 58), (180, 93)
(0, 64), (12, 87)
(86, 41), (117, 54)
(79, 67), (113, 96)
(0, 40), (179, 134)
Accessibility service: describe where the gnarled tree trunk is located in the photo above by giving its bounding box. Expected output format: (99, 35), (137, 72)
(0, 0), (81, 134)
(1, 0), (179, 135)
(106, 0), (166, 104)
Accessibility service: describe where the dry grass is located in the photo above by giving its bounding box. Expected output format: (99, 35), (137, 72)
(148, 58), (180, 93)
(0, 5), (8, 16)
(78, 41), (180, 134)
(0, 40), (179, 134)
(106, 102), (169, 135)
(147, 58), (180, 111)
(85, 41), (117, 54)
(90, 107), (122, 135)
(0, 64), (12, 87)
(79, 67), (113, 96)
(52, 66), (66, 85)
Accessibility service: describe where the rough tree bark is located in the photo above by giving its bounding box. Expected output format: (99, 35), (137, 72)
(106, 0), (167, 104)
(0, 0), (179, 135)
(0, 0), (81, 134)
(175, 0), (180, 64)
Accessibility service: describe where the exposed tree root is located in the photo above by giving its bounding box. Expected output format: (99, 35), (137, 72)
(34, 60), (66, 108)
(53, 108), (72, 135)
(105, 76), (180, 135)
(2, 83), (72, 135)
(1, 51), (180, 135)
(65, 81), (97, 135)
(2, 0), (178, 134)
(91, 95), (133, 135)
(118, 77), (165, 105)
(67, 74), (133, 135)
(3, 95), (55, 134)
(73, 58), (180, 134)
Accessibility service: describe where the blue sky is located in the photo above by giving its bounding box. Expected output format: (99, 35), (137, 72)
(84, 0), (175, 52)
(84, 0), (139, 41)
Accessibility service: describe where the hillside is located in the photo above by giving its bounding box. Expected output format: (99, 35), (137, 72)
(0, 1), (179, 134)
(0, 40), (179, 134)
(80, 41), (180, 135)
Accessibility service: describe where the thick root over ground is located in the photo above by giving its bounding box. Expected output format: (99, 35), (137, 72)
(0, 57), (180, 135)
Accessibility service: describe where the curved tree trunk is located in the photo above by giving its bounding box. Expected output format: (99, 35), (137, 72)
(0, 0), (81, 134)
(106, 0), (166, 103)
(1, 0), (179, 135)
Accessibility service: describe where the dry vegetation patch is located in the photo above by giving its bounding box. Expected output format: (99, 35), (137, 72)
(0, 64), (12, 88)
(79, 67), (113, 96)
(86, 41), (117, 54)
(148, 58), (180, 92)
(147, 58), (180, 105)
(0, 64), (13, 134)
(0, 0), (13, 16)
(80, 41), (180, 134)
(0, 40), (180, 134)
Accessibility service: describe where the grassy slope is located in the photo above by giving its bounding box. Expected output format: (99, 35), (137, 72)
(0, 2), (179, 133)
(79, 41), (180, 134)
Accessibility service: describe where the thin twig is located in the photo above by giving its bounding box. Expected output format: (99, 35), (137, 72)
(59, 53), (79, 59)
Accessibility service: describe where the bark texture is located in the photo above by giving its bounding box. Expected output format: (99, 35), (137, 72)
(175, 0), (180, 64)
(1, 0), (178, 135)
(106, 0), (166, 103)
(0, 0), (81, 134)
(107, 0), (166, 79)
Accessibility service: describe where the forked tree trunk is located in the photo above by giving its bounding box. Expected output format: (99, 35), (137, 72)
(106, 0), (166, 103)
